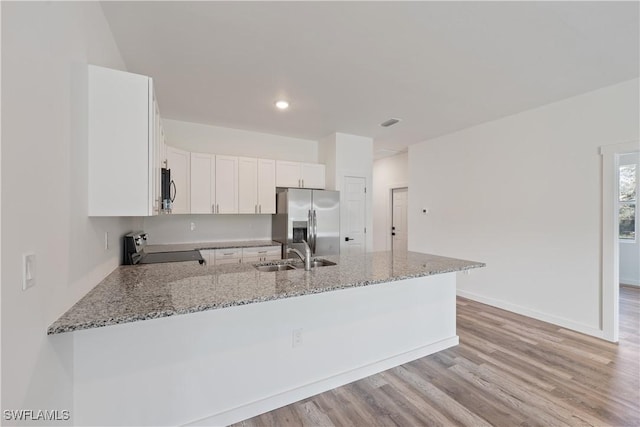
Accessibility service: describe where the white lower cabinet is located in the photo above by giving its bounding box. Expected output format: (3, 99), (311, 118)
(214, 248), (243, 264)
(199, 250), (215, 265)
(200, 246), (281, 265)
(242, 246), (282, 262)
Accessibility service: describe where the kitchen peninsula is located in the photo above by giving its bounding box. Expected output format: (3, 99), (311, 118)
(49, 251), (484, 426)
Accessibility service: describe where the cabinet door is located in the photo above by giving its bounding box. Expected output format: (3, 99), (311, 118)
(166, 146), (190, 214)
(151, 95), (167, 216)
(199, 250), (215, 265)
(190, 152), (215, 214)
(301, 163), (326, 189)
(88, 65), (151, 216)
(257, 159), (276, 214)
(238, 157), (258, 214)
(215, 155), (238, 214)
(276, 160), (301, 188)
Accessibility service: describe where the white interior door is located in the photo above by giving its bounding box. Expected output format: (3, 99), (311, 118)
(343, 176), (366, 255)
(392, 188), (408, 252)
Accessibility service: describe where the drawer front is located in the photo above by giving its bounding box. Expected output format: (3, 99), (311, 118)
(214, 248), (242, 261)
(242, 245), (281, 258)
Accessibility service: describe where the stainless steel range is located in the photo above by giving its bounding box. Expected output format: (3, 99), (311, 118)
(123, 232), (204, 265)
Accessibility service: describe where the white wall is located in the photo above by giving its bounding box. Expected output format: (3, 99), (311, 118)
(619, 152), (640, 286)
(1, 2), (140, 421)
(319, 133), (374, 252)
(372, 153), (408, 252)
(164, 119), (318, 162)
(143, 214), (271, 245)
(409, 79), (639, 337)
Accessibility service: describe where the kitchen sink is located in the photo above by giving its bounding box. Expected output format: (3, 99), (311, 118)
(254, 264), (296, 272)
(292, 259), (337, 268)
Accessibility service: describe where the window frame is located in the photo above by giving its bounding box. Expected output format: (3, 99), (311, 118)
(619, 162), (637, 242)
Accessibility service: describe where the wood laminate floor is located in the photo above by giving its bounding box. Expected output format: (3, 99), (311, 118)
(233, 286), (640, 427)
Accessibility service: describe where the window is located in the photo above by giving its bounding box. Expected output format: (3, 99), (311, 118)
(619, 163), (636, 240)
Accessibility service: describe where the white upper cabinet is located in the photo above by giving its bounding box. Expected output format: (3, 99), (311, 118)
(301, 163), (326, 189)
(190, 152), (215, 214)
(215, 155), (239, 214)
(88, 64), (164, 216)
(276, 161), (325, 189)
(257, 159), (276, 214)
(238, 158), (276, 214)
(275, 160), (302, 188)
(166, 147), (190, 214)
(238, 157), (258, 214)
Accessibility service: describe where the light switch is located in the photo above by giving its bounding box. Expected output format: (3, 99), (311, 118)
(23, 253), (36, 290)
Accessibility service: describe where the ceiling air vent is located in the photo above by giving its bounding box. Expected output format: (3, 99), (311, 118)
(380, 118), (401, 127)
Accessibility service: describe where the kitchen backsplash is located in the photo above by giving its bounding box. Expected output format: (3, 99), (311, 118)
(142, 214), (272, 244)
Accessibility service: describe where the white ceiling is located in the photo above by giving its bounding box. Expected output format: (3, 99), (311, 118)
(100, 1), (639, 156)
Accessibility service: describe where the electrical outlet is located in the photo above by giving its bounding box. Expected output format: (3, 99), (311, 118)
(190, 222), (196, 231)
(23, 253), (36, 290)
(104, 232), (109, 250)
(292, 328), (303, 348)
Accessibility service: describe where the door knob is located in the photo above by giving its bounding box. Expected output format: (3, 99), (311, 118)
(345, 237), (353, 241)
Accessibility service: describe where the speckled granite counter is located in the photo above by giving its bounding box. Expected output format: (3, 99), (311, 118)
(48, 251), (484, 334)
(145, 240), (281, 254)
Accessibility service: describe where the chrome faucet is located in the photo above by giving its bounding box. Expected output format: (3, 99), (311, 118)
(287, 240), (312, 271)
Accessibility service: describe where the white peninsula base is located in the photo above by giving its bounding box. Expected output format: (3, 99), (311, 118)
(72, 273), (457, 426)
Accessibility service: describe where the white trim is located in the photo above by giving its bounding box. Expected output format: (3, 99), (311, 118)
(600, 140), (639, 343)
(182, 336), (459, 427)
(457, 290), (605, 339)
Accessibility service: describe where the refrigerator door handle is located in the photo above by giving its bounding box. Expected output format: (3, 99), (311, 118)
(307, 209), (315, 254)
(308, 209), (313, 251)
(312, 209), (318, 254)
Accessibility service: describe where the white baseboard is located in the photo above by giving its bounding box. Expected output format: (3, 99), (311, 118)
(456, 290), (605, 340)
(183, 336), (459, 427)
(620, 278), (640, 286)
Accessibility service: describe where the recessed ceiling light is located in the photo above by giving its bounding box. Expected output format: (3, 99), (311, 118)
(380, 118), (401, 127)
(275, 100), (289, 110)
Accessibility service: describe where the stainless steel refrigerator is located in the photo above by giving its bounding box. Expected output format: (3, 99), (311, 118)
(272, 188), (340, 258)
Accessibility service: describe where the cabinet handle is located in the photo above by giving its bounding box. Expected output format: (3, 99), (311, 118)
(217, 204), (219, 214)
(302, 179), (304, 188)
(298, 179), (301, 187)
(259, 204), (262, 213)
(212, 204), (215, 213)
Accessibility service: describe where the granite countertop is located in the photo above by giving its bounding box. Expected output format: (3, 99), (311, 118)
(48, 251), (485, 335)
(145, 240), (281, 253)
